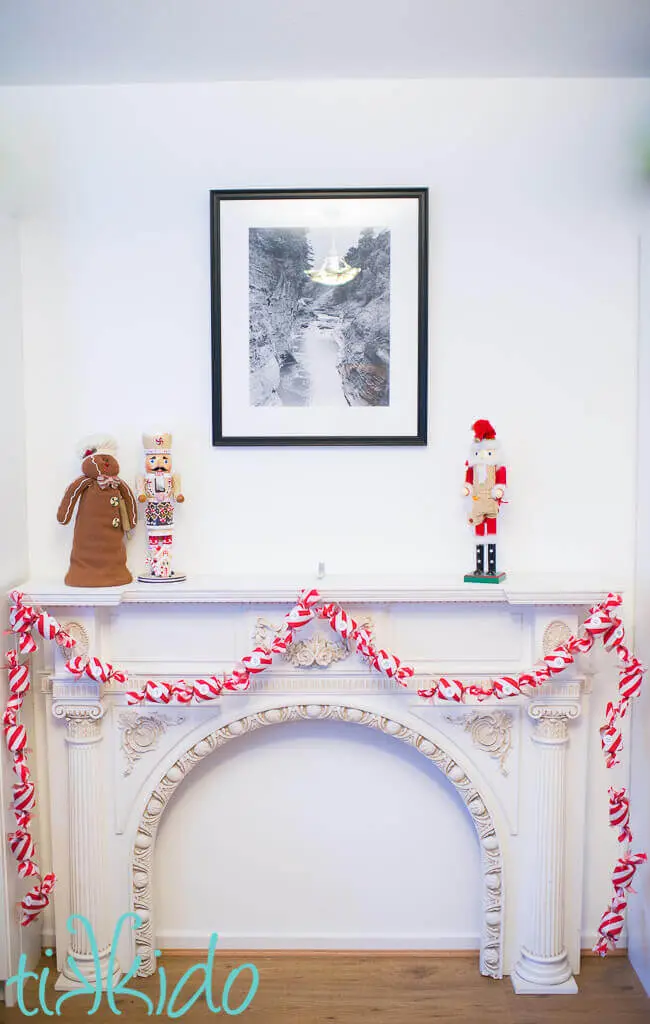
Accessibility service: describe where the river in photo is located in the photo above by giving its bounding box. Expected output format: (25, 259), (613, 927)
(278, 311), (349, 407)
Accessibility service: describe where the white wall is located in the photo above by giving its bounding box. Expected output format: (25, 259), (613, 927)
(155, 718), (482, 948)
(0, 216), (39, 1001)
(630, 226), (650, 994)
(0, 78), (648, 961)
(0, 79), (646, 583)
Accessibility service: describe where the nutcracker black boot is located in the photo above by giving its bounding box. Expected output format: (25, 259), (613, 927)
(487, 543), (497, 576)
(475, 544), (485, 576)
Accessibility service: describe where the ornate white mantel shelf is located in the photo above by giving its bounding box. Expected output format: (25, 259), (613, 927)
(18, 572), (627, 998)
(16, 570), (624, 607)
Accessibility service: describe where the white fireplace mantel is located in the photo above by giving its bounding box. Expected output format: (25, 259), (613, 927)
(15, 570), (624, 606)
(16, 572), (626, 998)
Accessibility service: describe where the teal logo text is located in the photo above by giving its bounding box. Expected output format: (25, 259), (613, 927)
(7, 913), (259, 1016)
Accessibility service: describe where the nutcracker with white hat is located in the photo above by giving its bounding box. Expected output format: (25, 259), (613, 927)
(462, 419), (507, 583)
(136, 432), (186, 583)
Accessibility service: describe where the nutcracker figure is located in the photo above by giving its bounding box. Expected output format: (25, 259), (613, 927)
(463, 419), (507, 583)
(136, 433), (186, 583)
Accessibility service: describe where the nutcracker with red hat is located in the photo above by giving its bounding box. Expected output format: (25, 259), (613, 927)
(463, 419), (507, 583)
(136, 433), (186, 583)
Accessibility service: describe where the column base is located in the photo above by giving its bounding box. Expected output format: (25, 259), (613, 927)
(55, 949), (121, 992)
(511, 948), (577, 995)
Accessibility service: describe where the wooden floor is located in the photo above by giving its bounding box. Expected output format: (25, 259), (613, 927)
(5, 952), (649, 1023)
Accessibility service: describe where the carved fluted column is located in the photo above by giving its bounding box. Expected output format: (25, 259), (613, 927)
(53, 699), (121, 991)
(512, 702), (580, 994)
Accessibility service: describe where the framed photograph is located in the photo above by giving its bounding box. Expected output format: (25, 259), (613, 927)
(210, 187), (428, 446)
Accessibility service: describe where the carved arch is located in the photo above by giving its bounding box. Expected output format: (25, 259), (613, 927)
(131, 704), (505, 977)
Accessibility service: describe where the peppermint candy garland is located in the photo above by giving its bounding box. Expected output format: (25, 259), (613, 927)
(2, 591), (82, 924)
(66, 654), (127, 685)
(126, 589), (319, 705)
(2, 591), (65, 927)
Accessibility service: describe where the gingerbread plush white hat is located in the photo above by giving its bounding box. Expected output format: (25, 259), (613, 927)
(77, 436), (118, 461)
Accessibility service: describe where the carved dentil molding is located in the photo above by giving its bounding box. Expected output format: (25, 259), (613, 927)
(446, 711), (514, 775)
(132, 704), (504, 981)
(118, 711), (186, 776)
(253, 617), (375, 669)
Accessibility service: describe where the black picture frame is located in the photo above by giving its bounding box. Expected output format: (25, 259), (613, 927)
(210, 187), (428, 446)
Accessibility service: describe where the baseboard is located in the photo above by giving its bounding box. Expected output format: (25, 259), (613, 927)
(154, 932), (481, 952)
(39, 931), (630, 960)
(581, 947), (628, 957)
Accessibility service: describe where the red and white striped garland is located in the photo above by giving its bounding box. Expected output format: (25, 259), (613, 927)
(1, 589), (77, 925)
(3, 587), (645, 953)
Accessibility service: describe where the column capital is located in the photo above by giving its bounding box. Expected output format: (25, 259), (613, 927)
(528, 702), (580, 743)
(53, 701), (105, 742)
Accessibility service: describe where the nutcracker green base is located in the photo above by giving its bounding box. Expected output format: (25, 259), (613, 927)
(464, 572), (507, 584)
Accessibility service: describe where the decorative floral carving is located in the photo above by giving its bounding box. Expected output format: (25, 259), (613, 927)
(118, 712), (185, 776)
(60, 621), (90, 656)
(446, 711), (513, 775)
(253, 616), (375, 669)
(132, 704), (503, 981)
(284, 633), (349, 668)
(542, 620), (572, 656)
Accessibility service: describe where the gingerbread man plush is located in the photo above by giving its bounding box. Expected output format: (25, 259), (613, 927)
(57, 438), (138, 587)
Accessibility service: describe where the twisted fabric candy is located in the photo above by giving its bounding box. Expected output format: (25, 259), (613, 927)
(612, 852), (648, 895)
(21, 874), (56, 927)
(316, 603), (358, 640)
(618, 659), (644, 702)
(12, 782), (36, 813)
(436, 677), (465, 703)
(600, 718), (624, 769)
(608, 787), (632, 844)
(491, 676), (523, 700)
(192, 677), (223, 702)
(223, 667), (252, 692)
(4, 723), (27, 752)
(17, 859), (39, 879)
(594, 895), (628, 956)
(12, 753), (30, 785)
(8, 830), (35, 862)
(241, 648), (274, 674)
(17, 633), (38, 655)
(35, 611), (60, 641)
